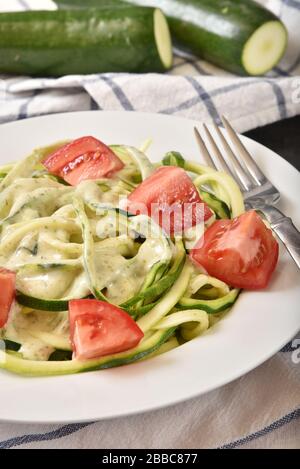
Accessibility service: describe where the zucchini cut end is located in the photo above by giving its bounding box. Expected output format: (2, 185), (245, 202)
(242, 20), (287, 76)
(154, 8), (173, 70)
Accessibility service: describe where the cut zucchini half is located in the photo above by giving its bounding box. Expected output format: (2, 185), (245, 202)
(242, 21), (287, 76)
(154, 8), (173, 70)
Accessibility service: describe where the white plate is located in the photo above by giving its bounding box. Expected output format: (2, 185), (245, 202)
(0, 111), (299, 424)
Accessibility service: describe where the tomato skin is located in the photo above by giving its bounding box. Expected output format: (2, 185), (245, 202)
(127, 166), (212, 234)
(0, 268), (16, 328)
(43, 136), (124, 185)
(190, 210), (279, 290)
(69, 299), (144, 360)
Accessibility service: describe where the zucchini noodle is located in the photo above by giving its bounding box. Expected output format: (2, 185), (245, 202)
(181, 159), (231, 207)
(73, 195), (107, 301)
(0, 141), (243, 376)
(154, 309), (209, 340)
(193, 172), (244, 217)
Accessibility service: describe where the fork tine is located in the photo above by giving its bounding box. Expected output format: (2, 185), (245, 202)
(212, 122), (255, 191)
(202, 124), (241, 182)
(221, 115), (267, 185)
(193, 126), (217, 170)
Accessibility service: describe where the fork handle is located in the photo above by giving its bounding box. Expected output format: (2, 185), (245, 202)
(254, 204), (300, 270)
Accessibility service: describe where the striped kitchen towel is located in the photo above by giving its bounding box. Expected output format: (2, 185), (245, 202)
(0, 0), (300, 132)
(0, 0), (299, 450)
(0, 346), (299, 449)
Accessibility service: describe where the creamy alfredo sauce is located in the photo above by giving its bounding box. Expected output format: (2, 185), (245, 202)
(0, 166), (173, 360)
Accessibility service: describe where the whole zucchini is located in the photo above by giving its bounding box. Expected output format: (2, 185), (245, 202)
(0, 7), (172, 76)
(56, 0), (126, 7)
(134, 0), (288, 75)
(57, 0), (288, 76)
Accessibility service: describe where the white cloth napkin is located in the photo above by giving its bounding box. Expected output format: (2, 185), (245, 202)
(0, 0), (300, 132)
(0, 0), (299, 450)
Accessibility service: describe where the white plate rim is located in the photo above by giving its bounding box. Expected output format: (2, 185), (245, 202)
(0, 110), (299, 424)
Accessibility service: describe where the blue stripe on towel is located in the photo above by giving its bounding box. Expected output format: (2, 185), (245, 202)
(161, 96), (201, 115)
(274, 67), (291, 77)
(0, 422), (94, 449)
(100, 76), (134, 111)
(186, 61), (211, 76)
(172, 59), (212, 76)
(276, 54), (300, 76)
(184, 76), (221, 124)
(161, 78), (286, 123)
(280, 339), (300, 353)
(2, 408), (299, 449)
(280, 343), (294, 352)
(210, 80), (256, 98)
(160, 80), (252, 116)
(90, 96), (100, 110)
(17, 90), (42, 120)
(265, 80), (287, 120)
(219, 407), (300, 449)
(283, 0), (300, 10)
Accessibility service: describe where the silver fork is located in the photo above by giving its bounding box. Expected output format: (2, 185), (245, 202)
(194, 116), (300, 269)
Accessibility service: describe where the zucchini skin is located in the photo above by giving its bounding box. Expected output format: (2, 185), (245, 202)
(0, 328), (175, 376)
(16, 292), (69, 311)
(0, 8), (168, 76)
(59, 0), (286, 75)
(199, 189), (231, 219)
(178, 289), (240, 314)
(121, 238), (186, 310)
(3, 339), (21, 352)
(16, 292), (92, 311)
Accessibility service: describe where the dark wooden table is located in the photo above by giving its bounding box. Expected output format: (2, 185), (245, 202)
(245, 115), (300, 172)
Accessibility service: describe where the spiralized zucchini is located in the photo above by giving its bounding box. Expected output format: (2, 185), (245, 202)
(0, 142), (244, 376)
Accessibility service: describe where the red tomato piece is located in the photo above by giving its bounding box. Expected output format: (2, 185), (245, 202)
(190, 210), (279, 290)
(69, 299), (144, 360)
(43, 136), (124, 185)
(126, 166), (212, 234)
(0, 268), (16, 328)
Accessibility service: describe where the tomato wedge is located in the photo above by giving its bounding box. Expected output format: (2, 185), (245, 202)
(69, 299), (144, 360)
(190, 210), (279, 290)
(126, 166), (212, 235)
(0, 268), (16, 328)
(43, 136), (124, 186)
